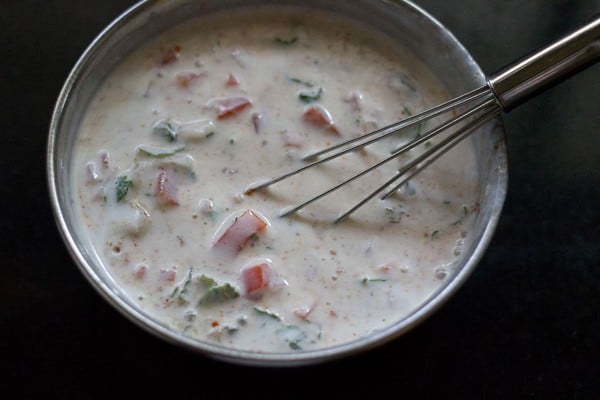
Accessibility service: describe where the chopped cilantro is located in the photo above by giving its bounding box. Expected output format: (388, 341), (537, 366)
(136, 144), (186, 158)
(288, 76), (314, 87)
(115, 175), (133, 202)
(254, 307), (281, 321)
(361, 277), (387, 286)
(153, 119), (178, 142)
(198, 283), (239, 305)
(197, 274), (217, 288)
(299, 87), (323, 103)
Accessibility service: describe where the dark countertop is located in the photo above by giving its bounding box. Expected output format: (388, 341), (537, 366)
(2, 1), (598, 398)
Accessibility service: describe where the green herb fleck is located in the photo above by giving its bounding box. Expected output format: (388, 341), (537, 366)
(169, 286), (180, 298)
(361, 277), (387, 286)
(430, 230), (439, 238)
(253, 307), (321, 350)
(153, 120), (178, 142)
(274, 36), (298, 46)
(197, 274), (217, 288)
(198, 283), (239, 306)
(288, 77), (314, 87)
(289, 341), (301, 350)
(451, 205), (469, 226)
(254, 307), (281, 321)
(115, 176), (133, 202)
(205, 132), (215, 139)
(299, 87), (323, 103)
(168, 269), (194, 304)
(179, 269), (193, 295)
(277, 325), (307, 350)
(136, 144), (186, 158)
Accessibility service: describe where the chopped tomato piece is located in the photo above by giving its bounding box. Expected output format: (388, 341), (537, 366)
(210, 97), (252, 119)
(225, 73), (240, 86)
(303, 105), (340, 135)
(133, 263), (147, 279)
(175, 72), (204, 88)
(241, 262), (270, 297)
(159, 45), (181, 66)
(240, 261), (286, 299)
(155, 168), (179, 206)
(294, 302), (317, 320)
(213, 209), (267, 254)
(159, 268), (176, 282)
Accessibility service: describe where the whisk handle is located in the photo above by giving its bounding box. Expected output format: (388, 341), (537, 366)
(488, 15), (600, 111)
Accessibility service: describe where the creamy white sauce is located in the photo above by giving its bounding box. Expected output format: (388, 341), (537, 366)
(72, 6), (480, 353)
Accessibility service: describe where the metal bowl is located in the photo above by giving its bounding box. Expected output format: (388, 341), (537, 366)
(47, 0), (507, 367)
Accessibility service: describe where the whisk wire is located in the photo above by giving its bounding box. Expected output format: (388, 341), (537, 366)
(335, 101), (501, 223)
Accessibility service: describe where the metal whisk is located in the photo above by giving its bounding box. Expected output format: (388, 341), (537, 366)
(246, 16), (600, 223)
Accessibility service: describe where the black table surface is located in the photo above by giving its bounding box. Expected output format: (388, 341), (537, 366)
(2, 1), (598, 398)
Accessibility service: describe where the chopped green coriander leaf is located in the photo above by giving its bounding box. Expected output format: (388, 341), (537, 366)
(136, 144), (186, 158)
(254, 306), (281, 321)
(169, 286), (180, 298)
(198, 283), (239, 305)
(299, 87), (323, 103)
(197, 274), (217, 288)
(289, 341), (302, 350)
(179, 269), (193, 295)
(115, 175), (133, 202)
(277, 325), (307, 350)
(153, 119), (178, 142)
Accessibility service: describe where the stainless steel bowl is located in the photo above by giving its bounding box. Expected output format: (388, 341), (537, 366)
(47, 0), (507, 367)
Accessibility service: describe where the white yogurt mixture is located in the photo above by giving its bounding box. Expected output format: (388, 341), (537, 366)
(72, 6), (480, 353)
